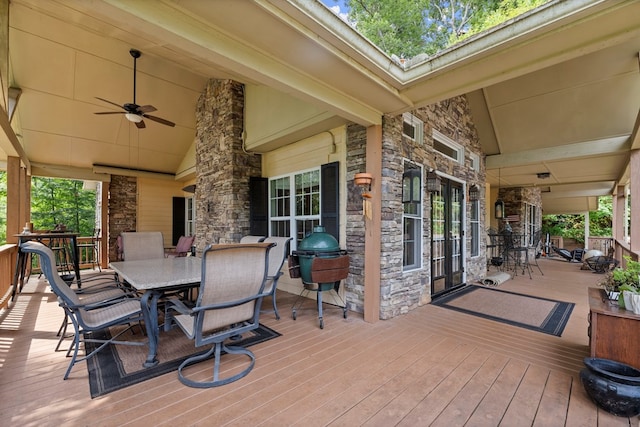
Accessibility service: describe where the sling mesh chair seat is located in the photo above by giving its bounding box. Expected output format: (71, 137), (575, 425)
(20, 241), (145, 380)
(163, 242), (274, 388)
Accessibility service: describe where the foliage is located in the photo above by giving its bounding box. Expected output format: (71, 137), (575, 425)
(541, 196), (612, 242)
(345, 0), (548, 58)
(600, 256), (640, 307)
(30, 177), (97, 236)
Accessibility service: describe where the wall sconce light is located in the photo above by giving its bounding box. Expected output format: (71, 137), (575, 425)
(425, 169), (441, 193)
(468, 184), (479, 202)
(402, 168), (421, 203)
(355, 172), (374, 219)
(354, 173), (373, 192)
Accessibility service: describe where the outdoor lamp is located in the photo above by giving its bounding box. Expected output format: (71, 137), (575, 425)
(469, 184), (479, 201)
(425, 169), (441, 193)
(495, 198), (505, 219)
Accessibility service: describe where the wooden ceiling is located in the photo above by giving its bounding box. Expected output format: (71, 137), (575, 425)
(2, 0), (639, 214)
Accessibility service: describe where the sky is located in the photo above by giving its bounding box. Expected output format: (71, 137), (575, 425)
(320, 0), (350, 21)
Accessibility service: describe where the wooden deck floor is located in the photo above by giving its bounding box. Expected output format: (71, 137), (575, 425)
(1, 257), (637, 426)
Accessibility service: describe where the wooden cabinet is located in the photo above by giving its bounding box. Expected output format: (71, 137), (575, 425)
(588, 287), (640, 369)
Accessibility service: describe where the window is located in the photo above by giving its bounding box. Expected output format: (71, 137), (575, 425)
(185, 197), (195, 237)
(269, 169), (321, 249)
(403, 112), (424, 144)
(470, 197), (480, 257)
(403, 161), (422, 270)
(433, 129), (464, 164)
(524, 202), (537, 245)
(470, 152), (480, 172)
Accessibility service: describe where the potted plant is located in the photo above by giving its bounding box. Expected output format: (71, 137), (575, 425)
(600, 256), (640, 309)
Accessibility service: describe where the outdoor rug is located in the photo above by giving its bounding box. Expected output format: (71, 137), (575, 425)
(85, 323), (280, 398)
(432, 285), (574, 337)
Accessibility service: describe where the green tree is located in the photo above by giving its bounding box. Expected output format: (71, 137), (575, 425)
(542, 196), (612, 243)
(30, 177), (96, 236)
(344, 0), (548, 58)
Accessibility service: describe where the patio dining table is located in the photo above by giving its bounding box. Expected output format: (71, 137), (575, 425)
(109, 256), (201, 367)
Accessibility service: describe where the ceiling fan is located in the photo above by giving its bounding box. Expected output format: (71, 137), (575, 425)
(94, 49), (175, 129)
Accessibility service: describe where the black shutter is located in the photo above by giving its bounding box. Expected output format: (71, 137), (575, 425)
(321, 161), (339, 239)
(172, 197), (186, 245)
(249, 177), (269, 236)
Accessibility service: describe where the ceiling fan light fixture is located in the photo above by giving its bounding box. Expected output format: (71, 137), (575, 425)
(125, 113), (143, 123)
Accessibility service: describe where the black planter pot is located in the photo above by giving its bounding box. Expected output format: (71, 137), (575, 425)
(580, 357), (640, 417)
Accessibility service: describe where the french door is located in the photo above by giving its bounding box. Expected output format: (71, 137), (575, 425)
(431, 178), (464, 296)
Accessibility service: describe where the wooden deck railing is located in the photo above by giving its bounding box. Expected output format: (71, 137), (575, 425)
(0, 244), (18, 310)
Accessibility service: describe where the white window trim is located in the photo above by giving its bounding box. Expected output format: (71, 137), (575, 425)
(402, 159), (423, 272)
(470, 152), (480, 172)
(268, 167), (321, 251)
(433, 129), (464, 164)
(403, 112), (424, 144)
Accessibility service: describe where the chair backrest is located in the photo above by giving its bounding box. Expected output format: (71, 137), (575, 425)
(20, 241), (81, 307)
(197, 243), (274, 335)
(92, 228), (101, 244)
(240, 235), (265, 243)
(262, 236), (292, 277)
(175, 235), (195, 254)
(121, 231), (165, 261)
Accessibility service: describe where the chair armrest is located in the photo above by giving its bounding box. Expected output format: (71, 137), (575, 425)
(192, 292), (270, 313)
(164, 296), (194, 316)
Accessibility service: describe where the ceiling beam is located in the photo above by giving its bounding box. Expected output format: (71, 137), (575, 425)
(0, 104), (30, 173)
(486, 136), (630, 169)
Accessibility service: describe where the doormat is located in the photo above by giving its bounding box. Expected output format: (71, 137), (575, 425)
(432, 285), (573, 337)
(85, 323), (280, 398)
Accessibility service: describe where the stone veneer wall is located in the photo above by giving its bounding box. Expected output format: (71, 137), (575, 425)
(498, 187), (543, 234)
(194, 79), (261, 253)
(344, 124), (367, 313)
(107, 175), (137, 261)
(373, 96), (485, 319)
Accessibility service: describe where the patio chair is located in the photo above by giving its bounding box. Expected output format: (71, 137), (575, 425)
(240, 235), (266, 243)
(163, 242), (274, 388)
(261, 236), (293, 320)
(165, 235), (195, 258)
(19, 241), (145, 380)
(77, 228), (101, 271)
(526, 229), (544, 275)
(120, 231), (165, 261)
(55, 284), (133, 353)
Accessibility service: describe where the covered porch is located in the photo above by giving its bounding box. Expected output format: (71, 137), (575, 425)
(0, 257), (635, 426)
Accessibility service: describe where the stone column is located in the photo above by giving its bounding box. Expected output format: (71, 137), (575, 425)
(108, 175), (136, 261)
(195, 79), (261, 252)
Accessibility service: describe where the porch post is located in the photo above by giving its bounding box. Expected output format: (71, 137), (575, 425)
(612, 185), (625, 258)
(630, 150), (640, 254)
(100, 181), (109, 268)
(364, 125), (381, 323)
(6, 156), (29, 244)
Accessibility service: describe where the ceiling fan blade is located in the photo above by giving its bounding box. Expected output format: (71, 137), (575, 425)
(143, 114), (175, 127)
(135, 120), (146, 129)
(138, 105), (157, 113)
(95, 111), (126, 115)
(95, 97), (125, 110)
